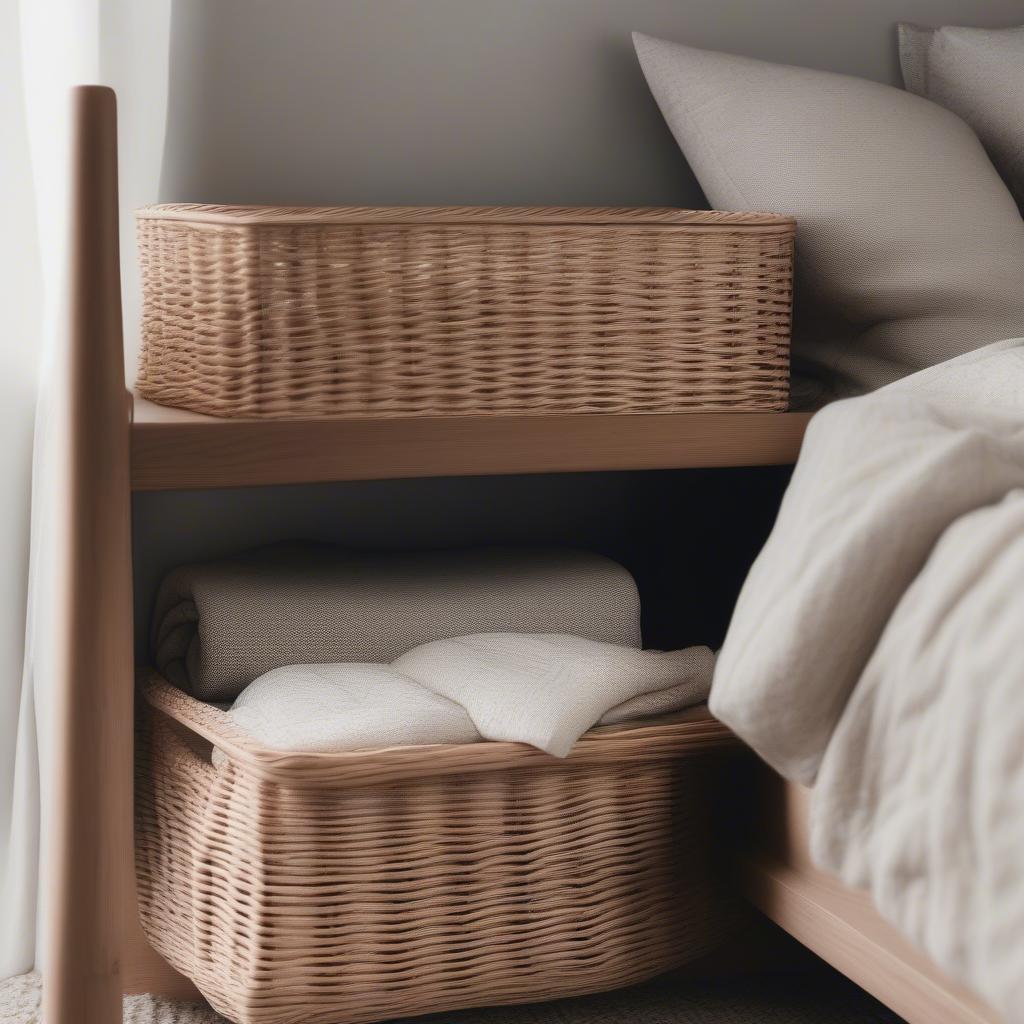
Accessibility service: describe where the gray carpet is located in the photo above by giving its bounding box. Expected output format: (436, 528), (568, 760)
(1, 968), (904, 1024)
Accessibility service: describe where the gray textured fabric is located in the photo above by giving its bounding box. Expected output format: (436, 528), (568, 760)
(152, 544), (642, 702)
(0, 969), (906, 1023)
(900, 23), (1024, 210)
(633, 32), (1024, 402)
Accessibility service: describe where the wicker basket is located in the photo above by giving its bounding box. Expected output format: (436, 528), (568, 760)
(136, 672), (739, 1024)
(136, 205), (794, 419)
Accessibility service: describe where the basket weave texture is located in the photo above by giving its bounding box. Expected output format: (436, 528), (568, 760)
(136, 672), (738, 1024)
(136, 205), (794, 419)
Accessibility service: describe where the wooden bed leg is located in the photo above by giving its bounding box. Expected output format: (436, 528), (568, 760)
(42, 85), (134, 1024)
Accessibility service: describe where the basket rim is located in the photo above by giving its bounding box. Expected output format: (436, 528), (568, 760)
(136, 203), (796, 229)
(139, 669), (738, 787)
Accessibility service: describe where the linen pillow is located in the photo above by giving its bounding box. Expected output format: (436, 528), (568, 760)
(900, 23), (1024, 210)
(633, 33), (1024, 401)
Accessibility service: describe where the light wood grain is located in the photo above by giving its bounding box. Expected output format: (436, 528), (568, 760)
(43, 85), (196, 1017)
(43, 85), (133, 1024)
(131, 396), (811, 490)
(122, 918), (202, 1001)
(743, 771), (1001, 1024)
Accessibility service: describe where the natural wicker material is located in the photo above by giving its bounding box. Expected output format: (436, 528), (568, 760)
(136, 205), (794, 419)
(135, 672), (739, 1024)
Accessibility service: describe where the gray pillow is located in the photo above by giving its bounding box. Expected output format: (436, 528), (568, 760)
(900, 23), (1024, 211)
(633, 32), (1024, 402)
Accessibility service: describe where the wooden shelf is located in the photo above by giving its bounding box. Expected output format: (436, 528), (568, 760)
(130, 394), (811, 491)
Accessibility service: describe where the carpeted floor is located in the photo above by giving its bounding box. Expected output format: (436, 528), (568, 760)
(1, 966), (905, 1024)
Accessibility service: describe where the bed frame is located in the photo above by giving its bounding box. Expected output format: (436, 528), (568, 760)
(743, 767), (1000, 1024)
(45, 85), (1001, 1024)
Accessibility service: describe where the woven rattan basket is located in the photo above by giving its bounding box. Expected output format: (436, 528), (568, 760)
(136, 672), (739, 1024)
(136, 205), (794, 419)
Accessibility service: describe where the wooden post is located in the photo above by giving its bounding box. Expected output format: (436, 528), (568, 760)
(43, 85), (133, 1024)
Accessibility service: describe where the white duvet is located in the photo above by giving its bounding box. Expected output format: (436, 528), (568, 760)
(712, 339), (1024, 1020)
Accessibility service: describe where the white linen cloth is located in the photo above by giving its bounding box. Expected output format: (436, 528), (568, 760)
(711, 338), (1024, 1021)
(216, 635), (714, 762)
(395, 634), (715, 757)
(212, 663), (480, 766)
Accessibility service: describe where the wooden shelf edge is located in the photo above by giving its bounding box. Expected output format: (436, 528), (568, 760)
(130, 394), (811, 491)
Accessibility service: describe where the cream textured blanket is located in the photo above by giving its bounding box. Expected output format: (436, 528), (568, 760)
(152, 545), (642, 702)
(216, 636), (714, 763)
(711, 339), (1024, 1020)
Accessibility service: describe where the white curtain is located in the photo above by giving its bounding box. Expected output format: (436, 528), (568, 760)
(0, 0), (170, 978)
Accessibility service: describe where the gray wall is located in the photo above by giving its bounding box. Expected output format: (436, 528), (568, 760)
(138, 0), (1024, 648)
(159, 0), (1024, 209)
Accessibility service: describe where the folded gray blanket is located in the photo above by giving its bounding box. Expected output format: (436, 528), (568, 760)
(152, 543), (642, 702)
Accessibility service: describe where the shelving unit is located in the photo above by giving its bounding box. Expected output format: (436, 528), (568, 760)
(124, 405), (810, 1005)
(55, 87), (814, 1024)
